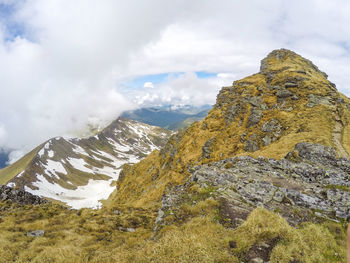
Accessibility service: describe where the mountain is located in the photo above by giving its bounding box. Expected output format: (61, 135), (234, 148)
(0, 118), (172, 209)
(121, 104), (212, 130)
(0, 150), (8, 169)
(0, 49), (347, 262)
(113, 48), (350, 206)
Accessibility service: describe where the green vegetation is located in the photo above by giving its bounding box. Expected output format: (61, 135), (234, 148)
(0, 144), (42, 184)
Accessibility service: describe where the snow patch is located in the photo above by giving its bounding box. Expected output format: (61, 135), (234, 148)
(26, 173), (121, 209)
(67, 157), (93, 173)
(44, 159), (67, 179)
(7, 182), (16, 187)
(16, 171), (25, 178)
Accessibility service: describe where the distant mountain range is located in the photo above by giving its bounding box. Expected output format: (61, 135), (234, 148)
(121, 104), (212, 130)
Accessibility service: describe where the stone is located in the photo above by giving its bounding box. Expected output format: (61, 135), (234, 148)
(27, 230), (45, 237)
(248, 109), (263, 127)
(0, 185), (48, 206)
(245, 135), (259, 152)
(261, 119), (280, 133)
(307, 94), (333, 107)
(285, 82), (298, 88)
(262, 135), (272, 146)
(276, 89), (293, 98)
(273, 190), (284, 202)
(251, 258), (264, 263)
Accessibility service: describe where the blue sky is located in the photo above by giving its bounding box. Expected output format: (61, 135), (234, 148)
(0, 2), (25, 41)
(0, 0), (350, 161)
(125, 71), (217, 90)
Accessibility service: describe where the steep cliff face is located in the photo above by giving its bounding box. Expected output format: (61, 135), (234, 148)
(112, 49), (350, 208)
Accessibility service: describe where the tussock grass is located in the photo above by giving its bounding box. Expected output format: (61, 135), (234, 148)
(0, 200), (345, 262)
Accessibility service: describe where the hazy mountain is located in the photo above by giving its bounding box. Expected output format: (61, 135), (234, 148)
(121, 104), (212, 130)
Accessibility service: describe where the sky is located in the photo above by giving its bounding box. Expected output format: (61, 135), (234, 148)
(0, 0), (350, 163)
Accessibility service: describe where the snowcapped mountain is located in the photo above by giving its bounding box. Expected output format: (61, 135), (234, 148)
(1, 118), (172, 209)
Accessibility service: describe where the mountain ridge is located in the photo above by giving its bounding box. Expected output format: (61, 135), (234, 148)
(0, 117), (172, 209)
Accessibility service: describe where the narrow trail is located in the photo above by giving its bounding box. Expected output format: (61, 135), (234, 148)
(333, 110), (349, 159)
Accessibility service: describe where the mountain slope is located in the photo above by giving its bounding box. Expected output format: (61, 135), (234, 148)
(122, 105), (212, 130)
(112, 49), (350, 209)
(0, 118), (172, 209)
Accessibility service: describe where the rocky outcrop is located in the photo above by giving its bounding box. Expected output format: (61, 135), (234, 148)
(154, 142), (350, 231)
(190, 142), (350, 225)
(0, 185), (48, 205)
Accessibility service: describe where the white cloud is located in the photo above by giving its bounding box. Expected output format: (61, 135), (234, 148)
(0, 0), (350, 161)
(6, 150), (24, 165)
(143, 82), (154, 89)
(133, 72), (232, 107)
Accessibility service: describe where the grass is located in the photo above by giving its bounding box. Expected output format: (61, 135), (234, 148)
(0, 144), (43, 184)
(0, 200), (345, 262)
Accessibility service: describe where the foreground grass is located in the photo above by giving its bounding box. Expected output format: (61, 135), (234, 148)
(0, 189), (346, 263)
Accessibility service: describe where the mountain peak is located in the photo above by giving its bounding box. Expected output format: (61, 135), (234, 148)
(260, 48), (329, 81)
(113, 49), (350, 208)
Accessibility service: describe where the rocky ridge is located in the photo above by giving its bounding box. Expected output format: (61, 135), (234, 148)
(0, 118), (172, 208)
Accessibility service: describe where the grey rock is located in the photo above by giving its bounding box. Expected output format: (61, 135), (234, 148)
(246, 96), (262, 107)
(27, 230), (45, 237)
(285, 82), (298, 88)
(276, 89), (293, 98)
(248, 109), (263, 127)
(245, 135), (259, 152)
(262, 135), (272, 146)
(307, 94), (333, 107)
(251, 258), (264, 263)
(261, 119), (281, 133)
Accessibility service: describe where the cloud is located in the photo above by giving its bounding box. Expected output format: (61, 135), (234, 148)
(1, 0), (350, 162)
(143, 82), (154, 89)
(133, 72), (233, 107)
(0, 0), (199, 158)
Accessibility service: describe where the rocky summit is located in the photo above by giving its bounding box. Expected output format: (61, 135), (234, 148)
(0, 49), (348, 262)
